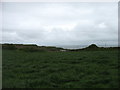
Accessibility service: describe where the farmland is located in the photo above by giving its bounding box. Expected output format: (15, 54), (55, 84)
(2, 47), (119, 88)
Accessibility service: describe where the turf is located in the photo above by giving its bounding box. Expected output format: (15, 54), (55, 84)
(2, 49), (119, 88)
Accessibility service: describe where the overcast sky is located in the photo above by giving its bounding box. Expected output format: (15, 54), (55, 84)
(2, 2), (118, 46)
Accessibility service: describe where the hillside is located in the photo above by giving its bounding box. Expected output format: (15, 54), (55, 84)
(1, 43), (119, 52)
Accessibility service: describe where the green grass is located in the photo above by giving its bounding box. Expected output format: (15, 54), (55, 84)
(0, 48), (2, 89)
(2, 49), (119, 88)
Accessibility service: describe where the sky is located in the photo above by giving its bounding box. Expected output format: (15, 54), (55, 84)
(1, 2), (118, 46)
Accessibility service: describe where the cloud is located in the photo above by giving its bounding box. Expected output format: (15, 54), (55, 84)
(2, 2), (118, 46)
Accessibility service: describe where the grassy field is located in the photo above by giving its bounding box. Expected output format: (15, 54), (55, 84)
(0, 48), (2, 89)
(2, 49), (119, 88)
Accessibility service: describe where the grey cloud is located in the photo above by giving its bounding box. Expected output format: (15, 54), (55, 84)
(2, 2), (118, 46)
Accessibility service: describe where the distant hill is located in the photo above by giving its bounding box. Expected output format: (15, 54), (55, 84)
(2, 43), (64, 52)
(1, 43), (119, 52)
(68, 44), (119, 51)
(86, 44), (98, 48)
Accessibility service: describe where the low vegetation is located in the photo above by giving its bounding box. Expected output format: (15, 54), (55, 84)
(2, 44), (64, 52)
(2, 44), (119, 88)
(2, 43), (119, 52)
